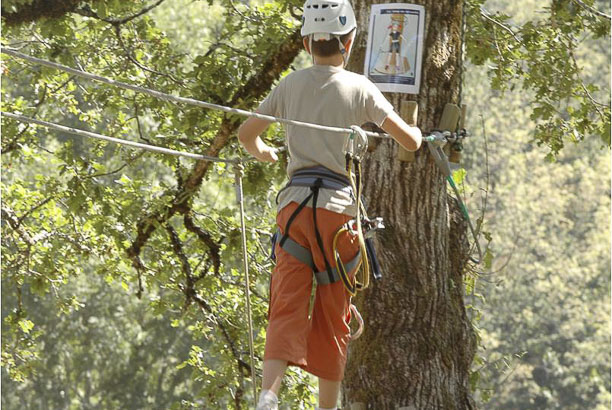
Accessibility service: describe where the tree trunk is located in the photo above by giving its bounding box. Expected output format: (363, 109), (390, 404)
(343, 0), (477, 408)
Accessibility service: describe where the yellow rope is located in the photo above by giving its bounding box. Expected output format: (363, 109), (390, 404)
(332, 160), (370, 296)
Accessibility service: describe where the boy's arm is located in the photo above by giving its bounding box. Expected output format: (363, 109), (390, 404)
(238, 117), (278, 162)
(381, 111), (422, 151)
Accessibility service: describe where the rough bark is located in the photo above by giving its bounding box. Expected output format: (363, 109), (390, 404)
(342, 0), (477, 408)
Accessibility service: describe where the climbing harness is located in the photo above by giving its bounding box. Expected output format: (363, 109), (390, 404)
(269, 126), (386, 340)
(272, 126), (384, 297)
(272, 166), (361, 284)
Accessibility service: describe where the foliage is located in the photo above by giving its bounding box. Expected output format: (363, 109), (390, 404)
(2, 271), (202, 408)
(459, 2), (610, 406)
(466, 0), (611, 156)
(1, 0), (609, 408)
(462, 44), (610, 410)
(2, 0), (309, 407)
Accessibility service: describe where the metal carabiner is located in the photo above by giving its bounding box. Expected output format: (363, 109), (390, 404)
(343, 125), (369, 161)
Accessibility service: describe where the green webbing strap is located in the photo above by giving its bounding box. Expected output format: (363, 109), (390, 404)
(447, 177), (470, 220)
(447, 175), (482, 264)
(278, 232), (315, 268)
(427, 137), (482, 264)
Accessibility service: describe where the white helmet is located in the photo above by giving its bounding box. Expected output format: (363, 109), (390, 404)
(301, 0), (357, 65)
(301, 0), (357, 38)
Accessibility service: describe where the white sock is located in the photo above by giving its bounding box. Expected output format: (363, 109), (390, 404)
(256, 389), (278, 410)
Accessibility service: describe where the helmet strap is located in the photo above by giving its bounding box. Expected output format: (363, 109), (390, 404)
(336, 31), (356, 67)
(336, 36), (348, 66)
(308, 32), (355, 67)
(309, 35), (314, 65)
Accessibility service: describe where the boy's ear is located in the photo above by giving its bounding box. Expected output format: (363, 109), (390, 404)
(303, 37), (311, 55)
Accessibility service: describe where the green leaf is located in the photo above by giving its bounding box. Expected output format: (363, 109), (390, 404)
(18, 319), (34, 334)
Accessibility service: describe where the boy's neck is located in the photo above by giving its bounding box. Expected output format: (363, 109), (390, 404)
(313, 54), (344, 68)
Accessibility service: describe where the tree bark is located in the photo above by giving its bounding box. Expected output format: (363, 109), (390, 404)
(1, 0), (97, 26)
(343, 0), (477, 408)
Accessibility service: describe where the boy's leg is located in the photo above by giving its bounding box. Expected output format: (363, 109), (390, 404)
(318, 377), (341, 408)
(299, 206), (358, 380)
(257, 360), (287, 410)
(262, 359), (288, 393)
(261, 202), (316, 404)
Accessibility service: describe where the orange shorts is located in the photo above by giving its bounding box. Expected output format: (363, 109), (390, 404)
(264, 201), (359, 381)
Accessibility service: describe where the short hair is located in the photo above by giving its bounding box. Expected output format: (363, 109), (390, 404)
(309, 29), (355, 57)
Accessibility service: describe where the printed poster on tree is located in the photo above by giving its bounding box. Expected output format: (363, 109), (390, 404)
(363, 3), (425, 94)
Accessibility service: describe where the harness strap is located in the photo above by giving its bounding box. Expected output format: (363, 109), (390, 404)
(276, 166), (353, 205)
(276, 230), (362, 285)
(279, 192), (314, 248)
(311, 179), (336, 285)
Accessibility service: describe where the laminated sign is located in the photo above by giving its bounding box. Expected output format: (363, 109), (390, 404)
(363, 3), (425, 94)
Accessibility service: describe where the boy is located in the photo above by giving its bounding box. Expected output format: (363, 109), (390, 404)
(238, 1), (421, 408)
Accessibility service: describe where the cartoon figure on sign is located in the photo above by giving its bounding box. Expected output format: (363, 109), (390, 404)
(371, 13), (412, 76)
(384, 14), (410, 74)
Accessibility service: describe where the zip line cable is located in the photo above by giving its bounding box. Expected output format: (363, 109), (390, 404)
(1, 111), (242, 163)
(1, 47), (392, 139)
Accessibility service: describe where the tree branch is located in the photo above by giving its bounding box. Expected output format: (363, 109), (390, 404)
(15, 197), (55, 229)
(166, 224), (194, 282)
(112, 24), (185, 86)
(108, 0), (167, 25)
(570, 0), (611, 20)
(2, 0), (96, 27)
(183, 213), (221, 276)
(74, 0), (167, 26)
(126, 28), (303, 273)
(190, 294), (252, 377)
(480, 9), (523, 45)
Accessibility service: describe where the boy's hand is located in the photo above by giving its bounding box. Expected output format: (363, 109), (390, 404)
(261, 146), (279, 163)
(381, 111), (422, 151)
(238, 117), (279, 162)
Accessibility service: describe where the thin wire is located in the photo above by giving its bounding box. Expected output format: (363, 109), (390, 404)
(1, 47), (391, 139)
(234, 166), (258, 405)
(1, 111), (240, 163)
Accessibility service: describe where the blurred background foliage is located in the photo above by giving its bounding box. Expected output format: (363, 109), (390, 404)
(463, 0), (610, 408)
(1, 0), (610, 408)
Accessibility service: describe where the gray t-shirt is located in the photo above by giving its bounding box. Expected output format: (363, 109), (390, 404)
(258, 64), (394, 216)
